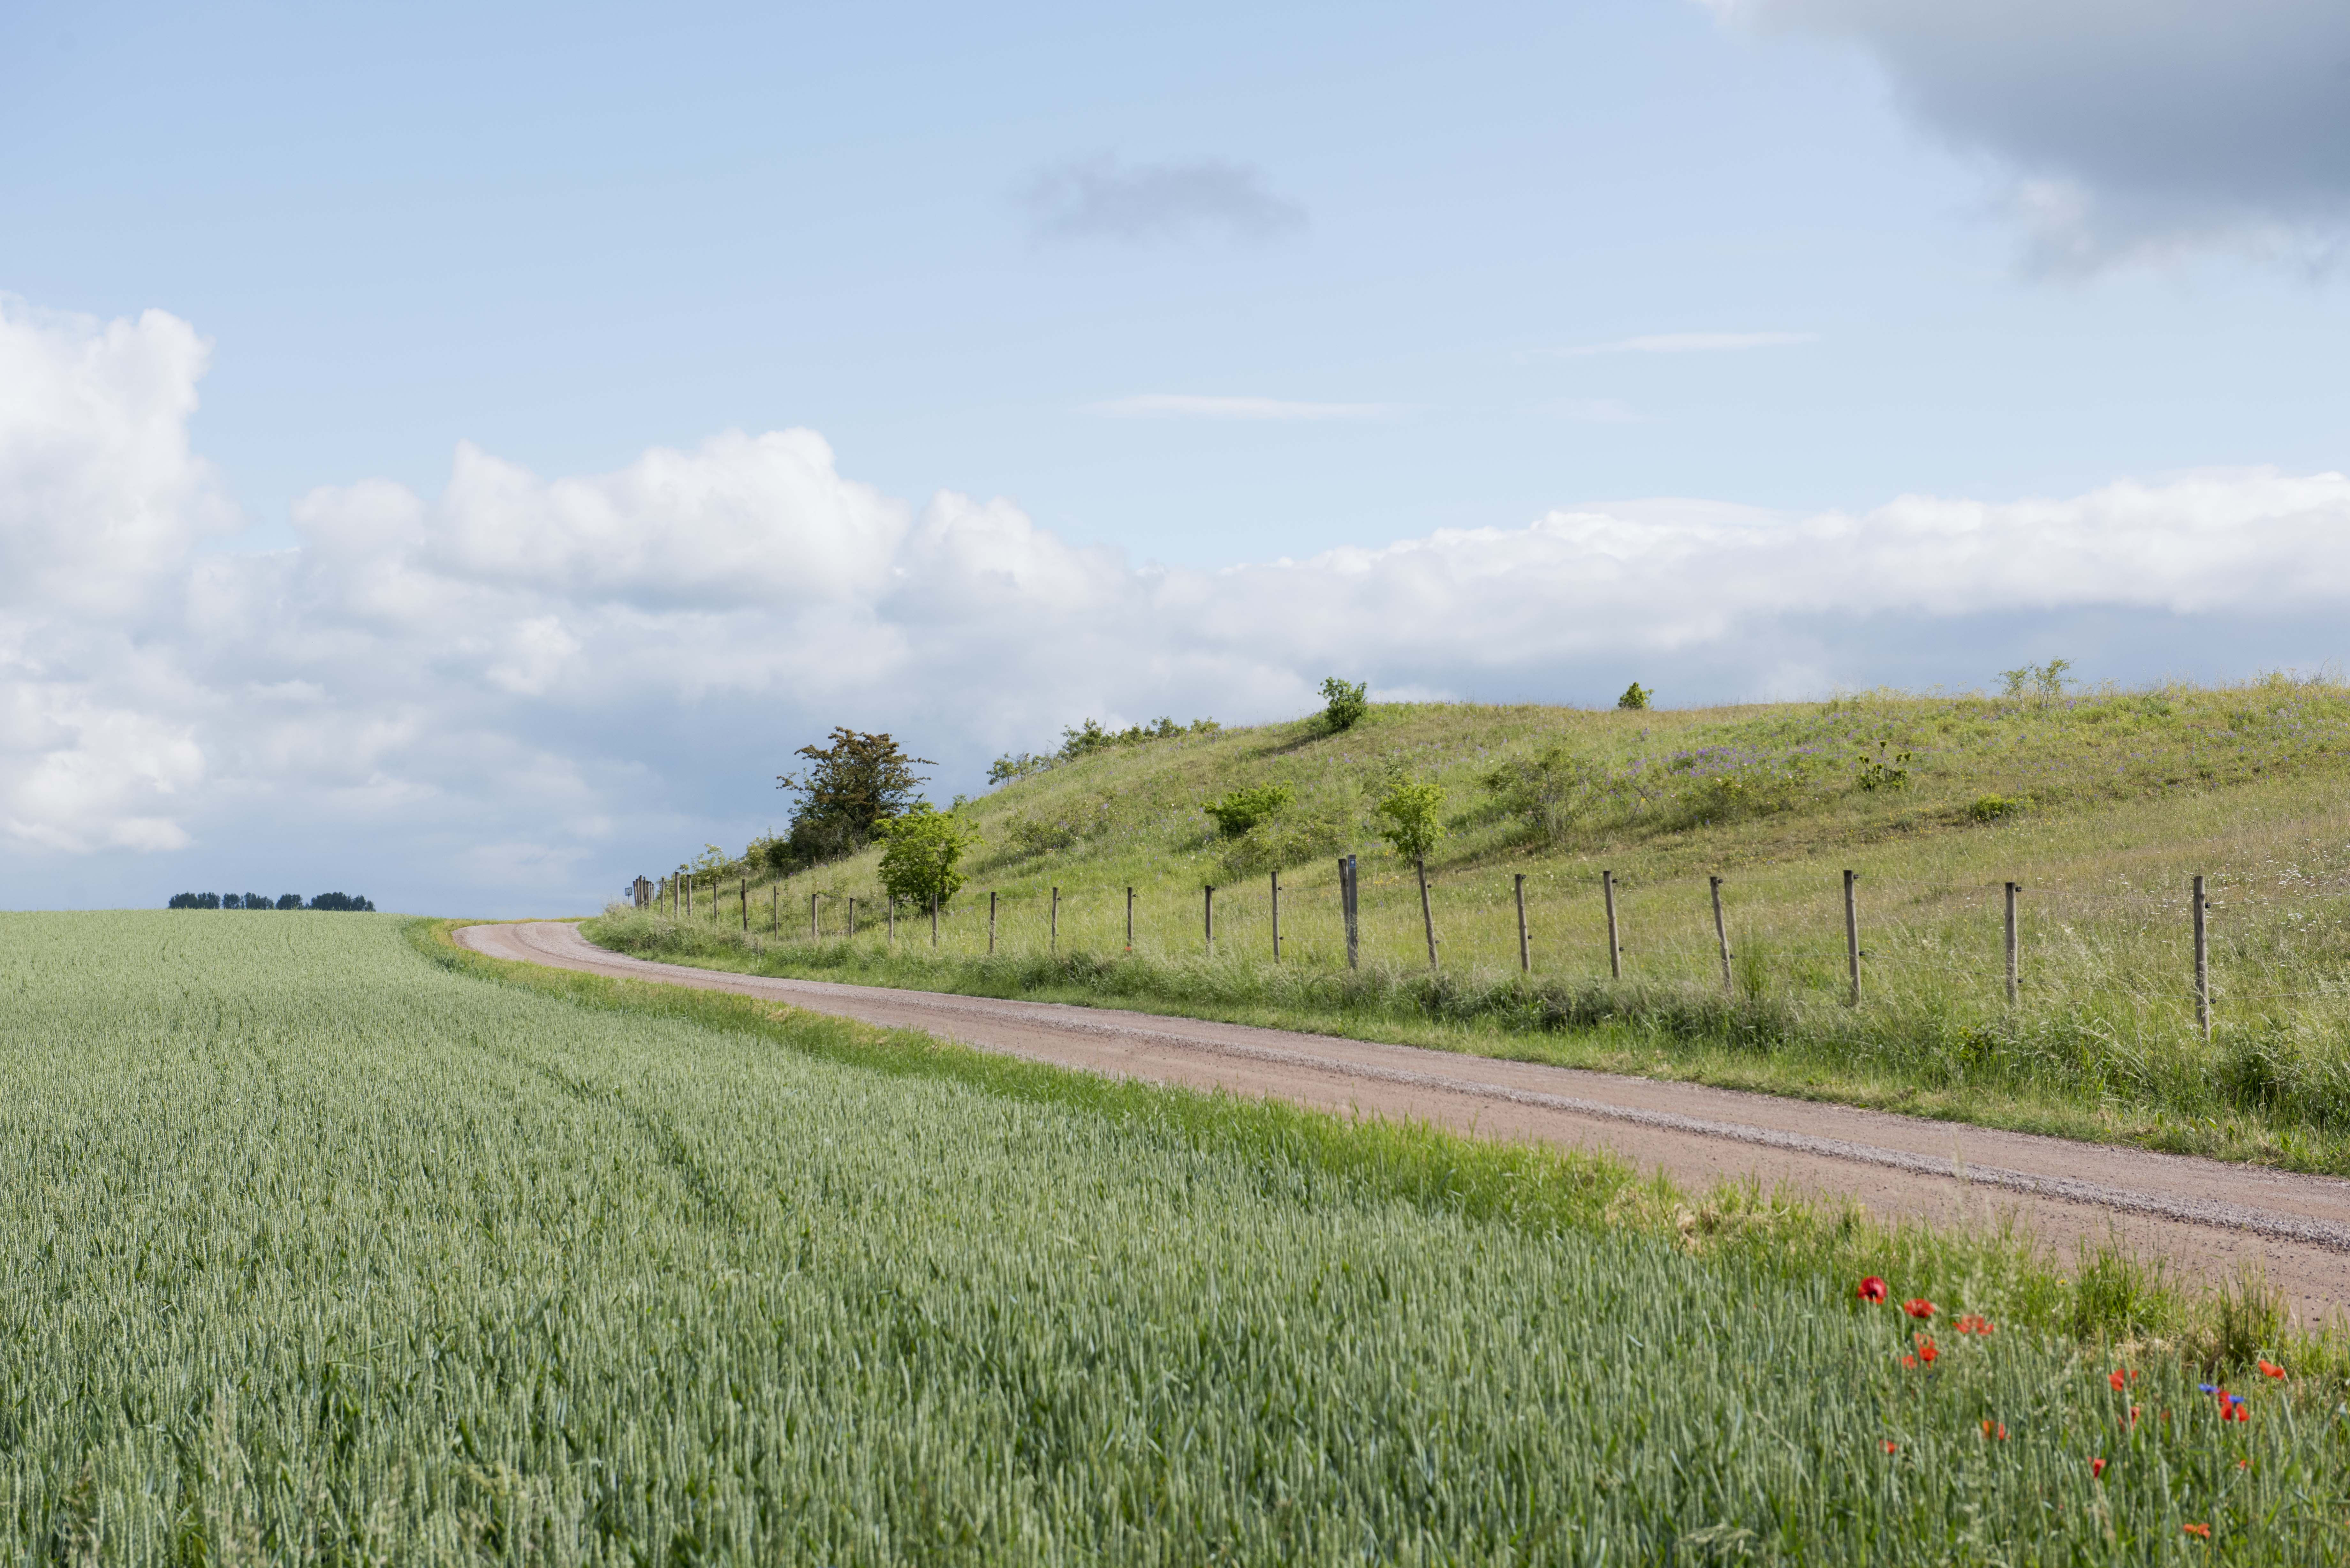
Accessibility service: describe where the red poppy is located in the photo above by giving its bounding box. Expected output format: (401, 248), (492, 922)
(2258, 1359), (2286, 1379)
(2183, 1523), (2211, 1540)
(2108, 1369), (2134, 1391)
(1902, 1298), (1936, 1320)
(1880, 1440), (1899, 1454)
(1900, 1354), (1918, 1369)
(1857, 1276), (1889, 1304)
(2090, 1458), (2107, 1479)
(1917, 1338), (1939, 1365)
(1980, 1420), (2007, 1440)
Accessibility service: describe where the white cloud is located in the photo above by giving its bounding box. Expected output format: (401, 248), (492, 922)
(1704, 0), (2350, 269)
(11, 297), (2350, 911)
(1093, 395), (1398, 421)
(1542, 331), (1817, 357)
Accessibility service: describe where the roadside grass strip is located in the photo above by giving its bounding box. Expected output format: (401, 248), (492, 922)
(0, 911), (2343, 1562)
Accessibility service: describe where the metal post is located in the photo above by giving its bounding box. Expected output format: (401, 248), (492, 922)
(1203, 884), (1215, 952)
(1340, 856), (1360, 970)
(2193, 874), (2210, 1041)
(2004, 882), (2020, 1006)
(1710, 876), (1732, 996)
(1843, 870), (1861, 1007)
(1416, 857), (1437, 970)
(1270, 871), (1282, 961)
(1602, 870), (1621, 980)
(1514, 873), (1530, 973)
(989, 891), (997, 955)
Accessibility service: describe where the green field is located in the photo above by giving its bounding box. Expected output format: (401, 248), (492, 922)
(607, 678), (2350, 1174)
(7, 911), (2343, 1562)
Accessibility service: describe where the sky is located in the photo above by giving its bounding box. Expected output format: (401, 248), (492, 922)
(3, 0), (2347, 913)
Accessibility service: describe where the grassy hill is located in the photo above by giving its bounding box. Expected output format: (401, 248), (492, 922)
(592, 675), (2350, 1173)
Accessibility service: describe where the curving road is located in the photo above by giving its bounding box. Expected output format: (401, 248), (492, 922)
(459, 920), (2350, 1323)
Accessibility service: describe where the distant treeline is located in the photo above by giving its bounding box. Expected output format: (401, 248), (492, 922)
(167, 892), (376, 911)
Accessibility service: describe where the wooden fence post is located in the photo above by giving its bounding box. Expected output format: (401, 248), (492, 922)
(2004, 882), (2020, 1006)
(1843, 870), (1861, 1007)
(1602, 870), (1621, 980)
(1270, 871), (1282, 961)
(988, 891), (997, 955)
(1050, 886), (1059, 953)
(1416, 857), (1438, 970)
(809, 892), (818, 941)
(1710, 876), (1732, 997)
(771, 884), (779, 936)
(740, 877), (748, 933)
(1514, 873), (1530, 974)
(1126, 886), (1134, 952)
(2193, 874), (2210, 1041)
(1203, 885), (1215, 952)
(887, 896), (895, 946)
(847, 897), (856, 939)
(1340, 855), (1359, 970)
(930, 890), (939, 948)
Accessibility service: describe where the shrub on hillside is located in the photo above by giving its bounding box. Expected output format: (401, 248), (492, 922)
(1319, 677), (1368, 733)
(1482, 746), (1619, 844)
(1203, 785), (1295, 839)
(875, 805), (982, 908)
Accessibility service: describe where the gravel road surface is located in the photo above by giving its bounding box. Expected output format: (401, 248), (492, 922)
(458, 920), (2350, 1323)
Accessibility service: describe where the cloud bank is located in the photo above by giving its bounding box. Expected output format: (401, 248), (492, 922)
(8, 297), (2350, 911)
(1705, 0), (2350, 269)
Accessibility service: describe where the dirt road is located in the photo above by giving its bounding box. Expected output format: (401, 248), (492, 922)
(458, 920), (2350, 1322)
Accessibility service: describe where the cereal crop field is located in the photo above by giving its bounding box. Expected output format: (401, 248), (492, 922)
(4, 912), (2342, 1563)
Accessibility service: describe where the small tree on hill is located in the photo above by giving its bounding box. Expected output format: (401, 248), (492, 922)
(1617, 682), (1651, 711)
(875, 806), (982, 909)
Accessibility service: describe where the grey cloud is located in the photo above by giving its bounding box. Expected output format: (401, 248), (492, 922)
(1708, 0), (2350, 269)
(1018, 156), (1305, 244)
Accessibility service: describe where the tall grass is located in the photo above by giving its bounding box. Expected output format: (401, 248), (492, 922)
(6, 911), (2346, 1560)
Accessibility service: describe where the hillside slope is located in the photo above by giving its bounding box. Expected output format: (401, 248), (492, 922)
(600, 677), (2350, 1173)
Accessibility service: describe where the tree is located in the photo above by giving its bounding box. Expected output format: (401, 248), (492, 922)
(875, 805), (982, 908)
(275, 894), (302, 910)
(776, 728), (935, 868)
(1320, 677), (1368, 733)
(1376, 779), (1445, 861)
(1617, 682), (1651, 711)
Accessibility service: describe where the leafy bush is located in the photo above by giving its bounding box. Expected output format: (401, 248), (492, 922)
(875, 805), (982, 907)
(1617, 682), (1651, 711)
(1482, 746), (1617, 843)
(1319, 676), (1368, 733)
(1968, 794), (2018, 823)
(1998, 659), (2073, 700)
(1218, 800), (1352, 878)
(1203, 784), (1295, 839)
(1376, 779), (1445, 860)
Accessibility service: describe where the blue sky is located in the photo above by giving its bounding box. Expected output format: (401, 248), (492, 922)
(9, 0), (2342, 563)
(3, 0), (2348, 910)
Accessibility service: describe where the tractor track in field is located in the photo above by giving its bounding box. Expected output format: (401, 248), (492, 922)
(457, 920), (2350, 1323)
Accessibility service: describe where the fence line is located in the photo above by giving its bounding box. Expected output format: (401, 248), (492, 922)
(635, 856), (2316, 1030)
